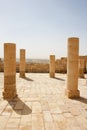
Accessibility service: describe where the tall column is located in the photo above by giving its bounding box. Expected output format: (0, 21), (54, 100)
(86, 62), (87, 84)
(20, 49), (26, 78)
(86, 61), (87, 73)
(79, 58), (84, 78)
(49, 55), (55, 78)
(3, 43), (17, 99)
(65, 37), (80, 98)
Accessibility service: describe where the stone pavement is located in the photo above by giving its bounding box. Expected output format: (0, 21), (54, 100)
(0, 73), (87, 130)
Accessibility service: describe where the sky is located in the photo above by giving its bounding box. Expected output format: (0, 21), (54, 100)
(0, 0), (87, 59)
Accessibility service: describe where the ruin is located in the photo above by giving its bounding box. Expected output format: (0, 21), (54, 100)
(79, 58), (85, 78)
(19, 49), (26, 78)
(65, 37), (80, 98)
(3, 43), (17, 99)
(49, 55), (55, 78)
(0, 40), (87, 129)
(0, 56), (87, 73)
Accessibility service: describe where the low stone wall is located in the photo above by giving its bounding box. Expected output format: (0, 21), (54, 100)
(0, 62), (67, 73)
(55, 58), (67, 73)
(26, 63), (49, 73)
(0, 56), (87, 73)
(79, 56), (87, 73)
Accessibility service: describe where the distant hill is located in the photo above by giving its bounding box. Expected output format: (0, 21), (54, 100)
(16, 59), (49, 63)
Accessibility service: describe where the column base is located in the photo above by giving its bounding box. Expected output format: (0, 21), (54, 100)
(3, 91), (17, 100)
(20, 72), (25, 78)
(79, 75), (84, 78)
(50, 73), (55, 78)
(65, 89), (80, 98)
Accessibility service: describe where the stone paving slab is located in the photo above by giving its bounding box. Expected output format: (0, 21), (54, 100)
(0, 73), (87, 130)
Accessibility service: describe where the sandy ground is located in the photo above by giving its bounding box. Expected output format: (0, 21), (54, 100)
(0, 73), (87, 130)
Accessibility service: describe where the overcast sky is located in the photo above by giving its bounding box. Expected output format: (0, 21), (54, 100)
(0, 0), (87, 59)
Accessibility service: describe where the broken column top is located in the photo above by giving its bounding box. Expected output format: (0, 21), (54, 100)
(68, 37), (79, 44)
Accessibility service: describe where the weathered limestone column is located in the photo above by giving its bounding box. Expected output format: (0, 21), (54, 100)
(86, 61), (87, 73)
(79, 58), (84, 78)
(20, 49), (26, 78)
(65, 37), (80, 98)
(49, 55), (55, 78)
(3, 43), (17, 99)
(86, 61), (87, 84)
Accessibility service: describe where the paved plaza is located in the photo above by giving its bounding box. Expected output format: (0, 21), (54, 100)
(0, 73), (87, 130)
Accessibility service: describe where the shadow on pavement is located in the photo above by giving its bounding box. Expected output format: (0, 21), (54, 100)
(7, 97), (32, 115)
(74, 96), (87, 104)
(54, 77), (65, 81)
(20, 76), (34, 81)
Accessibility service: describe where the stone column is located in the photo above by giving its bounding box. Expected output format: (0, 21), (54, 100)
(79, 58), (84, 78)
(3, 43), (17, 99)
(49, 55), (55, 78)
(20, 49), (26, 78)
(86, 61), (87, 84)
(65, 37), (80, 98)
(86, 61), (87, 73)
